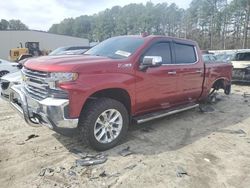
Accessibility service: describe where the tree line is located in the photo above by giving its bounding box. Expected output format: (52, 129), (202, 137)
(49, 0), (250, 50)
(1, 0), (249, 50)
(0, 19), (28, 30)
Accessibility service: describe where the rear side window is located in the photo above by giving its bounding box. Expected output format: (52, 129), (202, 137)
(144, 43), (172, 64)
(233, 52), (250, 61)
(174, 43), (197, 64)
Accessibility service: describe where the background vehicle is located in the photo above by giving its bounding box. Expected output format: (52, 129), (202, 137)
(9, 42), (49, 62)
(9, 35), (232, 150)
(0, 71), (21, 100)
(231, 51), (250, 82)
(215, 53), (235, 62)
(0, 58), (19, 77)
(49, 46), (90, 56)
(202, 53), (217, 63)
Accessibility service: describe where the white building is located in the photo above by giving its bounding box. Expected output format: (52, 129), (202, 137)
(0, 30), (89, 59)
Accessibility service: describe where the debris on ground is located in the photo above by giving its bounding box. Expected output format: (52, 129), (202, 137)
(176, 166), (189, 177)
(67, 170), (77, 177)
(16, 141), (25, 145)
(55, 166), (65, 173)
(25, 134), (39, 141)
(99, 171), (107, 177)
(118, 146), (134, 157)
(75, 153), (107, 166)
(70, 165), (85, 174)
(204, 158), (210, 162)
(70, 148), (88, 158)
(39, 167), (54, 177)
(124, 164), (137, 170)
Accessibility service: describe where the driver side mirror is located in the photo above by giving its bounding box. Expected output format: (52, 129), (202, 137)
(140, 56), (163, 71)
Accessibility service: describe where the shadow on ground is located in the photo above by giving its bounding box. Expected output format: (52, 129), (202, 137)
(52, 91), (250, 156)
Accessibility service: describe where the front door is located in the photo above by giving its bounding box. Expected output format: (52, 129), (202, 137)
(135, 42), (180, 114)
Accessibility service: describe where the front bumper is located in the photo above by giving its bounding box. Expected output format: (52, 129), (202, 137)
(9, 85), (78, 129)
(232, 68), (250, 82)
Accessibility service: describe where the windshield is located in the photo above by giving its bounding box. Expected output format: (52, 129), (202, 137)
(85, 37), (144, 59)
(49, 47), (67, 55)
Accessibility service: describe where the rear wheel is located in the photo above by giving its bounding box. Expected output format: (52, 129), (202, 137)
(79, 98), (129, 151)
(0, 71), (9, 78)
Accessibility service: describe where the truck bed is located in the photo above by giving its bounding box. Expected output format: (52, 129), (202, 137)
(202, 62), (233, 98)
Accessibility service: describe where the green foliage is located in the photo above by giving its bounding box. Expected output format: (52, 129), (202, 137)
(0, 19), (28, 30)
(48, 3), (186, 42)
(48, 0), (250, 49)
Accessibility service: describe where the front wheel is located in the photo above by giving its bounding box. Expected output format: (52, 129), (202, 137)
(79, 98), (129, 151)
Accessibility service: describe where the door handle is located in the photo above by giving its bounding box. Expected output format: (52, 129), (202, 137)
(168, 71), (177, 75)
(196, 70), (203, 73)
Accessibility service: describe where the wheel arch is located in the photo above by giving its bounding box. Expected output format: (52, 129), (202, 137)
(81, 87), (132, 116)
(210, 77), (230, 90)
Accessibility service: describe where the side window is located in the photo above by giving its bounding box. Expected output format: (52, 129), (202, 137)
(236, 52), (250, 61)
(143, 43), (172, 64)
(174, 43), (197, 64)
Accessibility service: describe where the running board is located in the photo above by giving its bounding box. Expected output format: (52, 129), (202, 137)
(134, 103), (199, 124)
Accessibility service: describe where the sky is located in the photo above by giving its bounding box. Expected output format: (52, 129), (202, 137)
(0, 0), (192, 31)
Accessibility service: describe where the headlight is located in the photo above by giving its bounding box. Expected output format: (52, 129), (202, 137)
(50, 72), (78, 83)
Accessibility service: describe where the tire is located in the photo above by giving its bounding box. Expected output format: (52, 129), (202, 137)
(0, 71), (9, 78)
(79, 98), (129, 151)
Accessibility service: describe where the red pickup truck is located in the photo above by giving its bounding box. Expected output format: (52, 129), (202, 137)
(9, 35), (232, 150)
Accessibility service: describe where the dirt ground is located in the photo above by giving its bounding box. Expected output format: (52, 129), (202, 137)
(1, 84), (250, 188)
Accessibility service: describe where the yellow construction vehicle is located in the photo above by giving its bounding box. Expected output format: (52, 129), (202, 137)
(9, 42), (42, 62)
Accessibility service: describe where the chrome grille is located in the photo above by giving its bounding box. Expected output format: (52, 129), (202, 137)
(22, 68), (49, 100)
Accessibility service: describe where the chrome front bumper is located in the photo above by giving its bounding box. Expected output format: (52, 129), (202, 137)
(9, 85), (78, 129)
(232, 68), (250, 82)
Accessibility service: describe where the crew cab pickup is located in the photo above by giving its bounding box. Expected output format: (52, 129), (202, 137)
(231, 51), (250, 82)
(8, 35), (233, 150)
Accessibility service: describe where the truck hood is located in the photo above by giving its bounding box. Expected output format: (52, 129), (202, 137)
(24, 55), (120, 72)
(231, 61), (250, 69)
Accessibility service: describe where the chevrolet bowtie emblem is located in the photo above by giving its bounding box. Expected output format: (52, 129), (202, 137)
(22, 74), (29, 82)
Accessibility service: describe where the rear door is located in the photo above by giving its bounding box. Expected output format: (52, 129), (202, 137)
(173, 41), (204, 104)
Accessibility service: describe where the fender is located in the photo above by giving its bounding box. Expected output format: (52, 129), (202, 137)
(60, 72), (136, 118)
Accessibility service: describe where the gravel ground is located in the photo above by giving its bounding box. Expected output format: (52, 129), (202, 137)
(1, 84), (250, 188)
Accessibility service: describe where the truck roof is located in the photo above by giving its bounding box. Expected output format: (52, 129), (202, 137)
(115, 35), (197, 45)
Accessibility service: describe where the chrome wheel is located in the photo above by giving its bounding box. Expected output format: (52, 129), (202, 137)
(94, 109), (123, 144)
